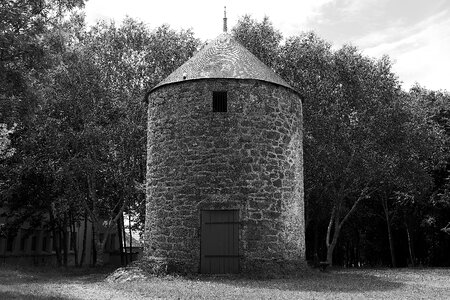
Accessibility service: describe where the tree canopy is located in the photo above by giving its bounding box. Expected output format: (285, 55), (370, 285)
(1, 9), (449, 267)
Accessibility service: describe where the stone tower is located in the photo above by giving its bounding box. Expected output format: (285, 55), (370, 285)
(144, 26), (304, 274)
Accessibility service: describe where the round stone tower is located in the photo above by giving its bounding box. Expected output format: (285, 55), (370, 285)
(144, 31), (304, 274)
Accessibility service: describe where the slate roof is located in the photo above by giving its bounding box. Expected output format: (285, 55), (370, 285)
(148, 33), (296, 95)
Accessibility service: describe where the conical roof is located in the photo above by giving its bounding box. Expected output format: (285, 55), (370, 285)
(148, 33), (296, 94)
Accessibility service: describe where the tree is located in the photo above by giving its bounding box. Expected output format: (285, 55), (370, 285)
(79, 19), (199, 264)
(279, 32), (411, 265)
(0, 124), (15, 159)
(278, 32), (336, 263)
(3, 8), (449, 268)
(0, 0), (86, 266)
(232, 15), (282, 68)
(1, 4), (199, 265)
(442, 223), (450, 235)
(405, 85), (450, 265)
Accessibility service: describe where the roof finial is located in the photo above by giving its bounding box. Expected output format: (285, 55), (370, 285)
(223, 6), (227, 33)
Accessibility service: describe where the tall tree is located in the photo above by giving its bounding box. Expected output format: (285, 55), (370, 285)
(232, 15), (282, 68)
(79, 20), (199, 264)
(280, 32), (411, 265)
(0, 0), (86, 266)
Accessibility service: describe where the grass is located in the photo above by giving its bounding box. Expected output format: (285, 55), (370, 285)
(0, 265), (449, 299)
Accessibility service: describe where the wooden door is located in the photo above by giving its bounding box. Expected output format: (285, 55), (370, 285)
(200, 210), (239, 274)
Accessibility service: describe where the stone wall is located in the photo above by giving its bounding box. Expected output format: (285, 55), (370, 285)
(145, 78), (304, 273)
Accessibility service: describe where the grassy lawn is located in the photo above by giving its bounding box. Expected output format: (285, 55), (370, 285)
(0, 265), (449, 299)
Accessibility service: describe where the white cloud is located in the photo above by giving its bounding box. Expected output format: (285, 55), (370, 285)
(339, 0), (386, 15)
(359, 11), (450, 90)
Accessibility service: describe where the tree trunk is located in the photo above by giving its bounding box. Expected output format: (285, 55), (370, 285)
(91, 218), (125, 266)
(128, 213), (133, 263)
(92, 223), (97, 266)
(117, 215), (125, 266)
(381, 197), (397, 268)
(313, 221), (320, 265)
(326, 205), (342, 266)
(85, 173), (128, 267)
(122, 215), (128, 265)
(326, 218), (341, 266)
(326, 239), (338, 265)
(325, 188), (368, 266)
(91, 221), (112, 266)
(52, 229), (62, 267)
(62, 215), (68, 267)
(87, 175), (111, 266)
(358, 230), (364, 267)
(62, 227), (68, 267)
(94, 237), (105, 266)
(69, 212), (79, 267)
(49, 208), (62, 267)
(79, 212), (88, 267)
(94, 227), (111, 267)
(405, 219), (416, 267)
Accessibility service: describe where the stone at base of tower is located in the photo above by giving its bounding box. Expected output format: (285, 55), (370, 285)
(241, 258), (307, 276)
(129, 256), (307, 277)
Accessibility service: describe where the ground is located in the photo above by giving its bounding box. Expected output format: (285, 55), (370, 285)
(0, 265), (449, 299)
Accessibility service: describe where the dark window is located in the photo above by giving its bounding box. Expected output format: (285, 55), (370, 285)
(31, 236), (37, 251)
(52, 235), (56, 251)
(42, 236), (47, 252)
(20, 236), (27, 251)
(110, 234), (116, 251)
(70, 232), (76, 251)
(99, 233), (106, 250)
(60, 234), (67, 252)
(213, 91), (227, 112)
(6, 236), (14, 252)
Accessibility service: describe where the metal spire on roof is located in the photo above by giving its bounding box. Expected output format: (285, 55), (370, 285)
(223, 6), (227, 32)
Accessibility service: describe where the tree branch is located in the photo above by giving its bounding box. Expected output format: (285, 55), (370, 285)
(326, 205), (336, 248)
(339, 186), (371, 227)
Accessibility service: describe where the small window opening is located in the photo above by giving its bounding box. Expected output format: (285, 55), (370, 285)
(20, 236), (27, 251)
(70, 232), (76, 250)
(110, 234), (116, 251)
(31, 236), (37, 251)
(6, 236), (14, 252)
(42, 236), (47, 252)
(213, 91), (227, 112)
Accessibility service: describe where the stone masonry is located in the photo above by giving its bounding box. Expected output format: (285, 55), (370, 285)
(145, 78), (304, 273)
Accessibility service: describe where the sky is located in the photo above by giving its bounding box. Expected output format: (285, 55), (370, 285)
(83, 0), (450, 92)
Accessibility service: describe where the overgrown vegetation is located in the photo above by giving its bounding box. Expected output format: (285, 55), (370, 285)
(1, 1), (449, 267)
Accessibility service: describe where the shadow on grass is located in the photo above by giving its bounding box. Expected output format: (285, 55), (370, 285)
(195, 270), (404, 293)
(0, 264), (113, 285)
(0, 290), (71, 300)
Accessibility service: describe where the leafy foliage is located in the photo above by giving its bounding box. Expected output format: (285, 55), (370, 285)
(232, 15), (282, 68)
(1, 8), (448, 267)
